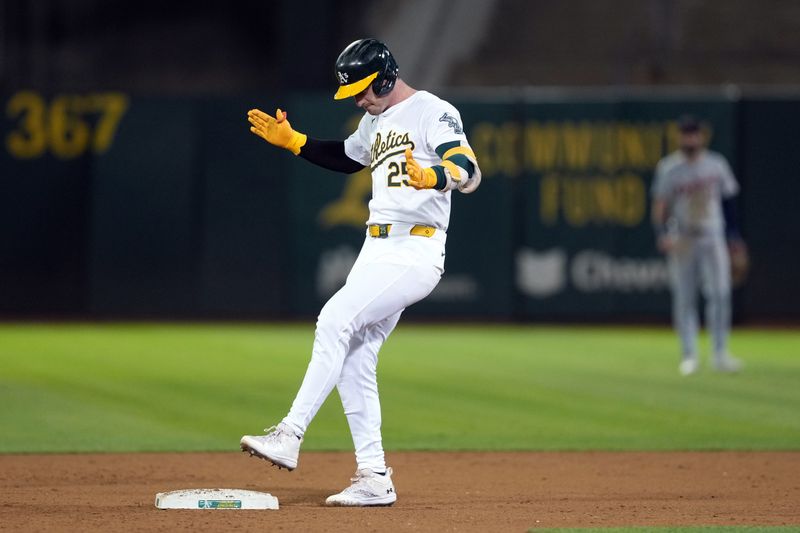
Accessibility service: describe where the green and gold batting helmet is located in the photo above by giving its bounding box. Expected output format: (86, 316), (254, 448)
(334, 38), (399, 100)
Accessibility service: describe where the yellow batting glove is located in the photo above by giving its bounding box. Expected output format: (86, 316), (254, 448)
(247, 108), (307, 155)
(404, 148), (437, 190)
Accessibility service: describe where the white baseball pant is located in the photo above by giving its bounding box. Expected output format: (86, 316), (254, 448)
(282, 224), (445, 471)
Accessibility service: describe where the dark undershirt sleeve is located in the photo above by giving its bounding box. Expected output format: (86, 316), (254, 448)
(722, 197), (741, 239)
(299, 138), (365, 174)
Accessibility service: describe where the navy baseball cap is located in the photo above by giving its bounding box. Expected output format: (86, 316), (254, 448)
(677, 115), (701, 133)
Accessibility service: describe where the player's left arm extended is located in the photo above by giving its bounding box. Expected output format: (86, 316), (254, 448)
(405, 143), (481, 194)
(248, 108), (364, 174)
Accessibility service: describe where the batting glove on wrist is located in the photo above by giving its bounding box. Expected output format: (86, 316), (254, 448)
(404, 148), (437, 190)
(247, 108), (307, 155)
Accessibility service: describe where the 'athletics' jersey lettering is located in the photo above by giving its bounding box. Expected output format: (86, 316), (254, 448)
(370, 131), (414, 170)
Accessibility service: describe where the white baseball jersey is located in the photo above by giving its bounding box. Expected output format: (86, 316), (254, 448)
(278, 90), (479, 475)
(651, 149), (739, 235)
(343, 91), (472, 231)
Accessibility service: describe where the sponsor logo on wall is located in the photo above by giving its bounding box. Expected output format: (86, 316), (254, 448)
(516, 247), (669, 298)
(516, 248), (567, 297)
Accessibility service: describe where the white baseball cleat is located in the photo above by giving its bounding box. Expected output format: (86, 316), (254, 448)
(679, 357), (699, 376)
(325, 467), (397, 507)
(240, 423), (302, 470)
(713, 353), (743, 373)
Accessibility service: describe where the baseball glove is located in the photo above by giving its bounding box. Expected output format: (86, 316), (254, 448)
(728, 239), (750, 286)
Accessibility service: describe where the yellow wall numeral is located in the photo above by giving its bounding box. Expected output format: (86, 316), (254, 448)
(5, 91), (48, 159)
(49, 95), (91, 159)
(4, 91), (129, 160)
(90, 93), (128, 153)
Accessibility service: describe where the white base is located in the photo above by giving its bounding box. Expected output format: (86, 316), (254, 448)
(155, 488), (279, 510)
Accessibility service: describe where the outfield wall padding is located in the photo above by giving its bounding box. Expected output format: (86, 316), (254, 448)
(0, 90), (796, 319)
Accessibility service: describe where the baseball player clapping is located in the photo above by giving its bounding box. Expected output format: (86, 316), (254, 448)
(241, 38), (481, 506)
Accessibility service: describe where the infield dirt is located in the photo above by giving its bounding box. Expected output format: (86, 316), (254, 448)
(1, 451), (798, 532)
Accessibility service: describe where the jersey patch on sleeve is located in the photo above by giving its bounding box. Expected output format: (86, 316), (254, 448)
(439, 112), (463, 134)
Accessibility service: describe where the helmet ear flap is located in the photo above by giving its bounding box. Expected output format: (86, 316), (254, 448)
(372, 53), (398, 97)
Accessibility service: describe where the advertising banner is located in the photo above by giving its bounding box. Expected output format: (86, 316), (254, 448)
(512, 99), (736, 318)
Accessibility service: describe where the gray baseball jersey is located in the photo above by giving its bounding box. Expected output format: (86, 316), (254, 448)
(652, 148), (739, 363)
(651, 150), (739, 235)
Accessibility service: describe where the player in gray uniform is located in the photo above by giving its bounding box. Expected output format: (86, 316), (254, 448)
(651, 115), (743, 375)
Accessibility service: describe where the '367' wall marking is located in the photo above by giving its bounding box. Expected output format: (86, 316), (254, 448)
(4, 91), (129, 159)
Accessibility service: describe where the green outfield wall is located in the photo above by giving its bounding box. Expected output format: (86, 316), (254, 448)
(1, 90), (797, 319)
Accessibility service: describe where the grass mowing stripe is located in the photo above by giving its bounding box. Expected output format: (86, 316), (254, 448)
(1, 324), (798, 453)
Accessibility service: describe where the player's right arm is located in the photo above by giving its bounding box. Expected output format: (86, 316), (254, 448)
(651, 159), (675, 253)
(650, 197), (670, 248)
(651, 198), (676, 254)
(403, 101), (481, 193)
(248, 108), (364, 174)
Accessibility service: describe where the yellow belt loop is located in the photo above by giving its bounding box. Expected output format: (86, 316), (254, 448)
(368, 224), (392, 238)
(410, 225), (436, 237)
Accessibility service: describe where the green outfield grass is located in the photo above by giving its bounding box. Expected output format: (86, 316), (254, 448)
(0, 324), (798, 453)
